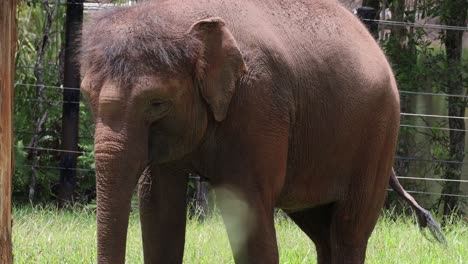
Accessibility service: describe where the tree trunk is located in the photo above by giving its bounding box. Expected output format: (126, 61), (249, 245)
(441, 0), (467, 217)
(27, 0), (56, 202)
(58, 0), (83, 206)
(390, 0), (408, 46)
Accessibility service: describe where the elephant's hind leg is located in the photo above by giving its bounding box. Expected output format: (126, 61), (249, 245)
(328, 194), (385, 264)
(287, 204), (334, 264)
(329, 148), (394, 263)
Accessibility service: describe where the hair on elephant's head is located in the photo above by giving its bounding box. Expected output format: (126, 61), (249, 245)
(80, 9), (247, 165)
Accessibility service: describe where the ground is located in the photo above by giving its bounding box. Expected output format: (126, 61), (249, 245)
(13, 206), (467, 263)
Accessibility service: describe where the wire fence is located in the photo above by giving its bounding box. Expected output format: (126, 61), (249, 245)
(13, 3), (468, 203)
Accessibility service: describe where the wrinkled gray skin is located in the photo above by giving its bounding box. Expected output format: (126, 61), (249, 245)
(79, 0), (435, 264)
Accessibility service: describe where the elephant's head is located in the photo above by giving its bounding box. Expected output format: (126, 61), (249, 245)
(80, 10), (246, 263)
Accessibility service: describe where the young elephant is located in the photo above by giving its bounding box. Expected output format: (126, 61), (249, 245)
(80, 0), (444, 263)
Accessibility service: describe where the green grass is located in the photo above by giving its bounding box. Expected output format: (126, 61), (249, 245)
(13, 206), (467, 263)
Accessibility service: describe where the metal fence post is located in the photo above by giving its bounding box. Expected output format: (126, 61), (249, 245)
(356, 6), (378, 39)
(58, 0), (84, 206)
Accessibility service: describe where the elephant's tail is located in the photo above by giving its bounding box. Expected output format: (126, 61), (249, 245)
(389, 168), (447, 244)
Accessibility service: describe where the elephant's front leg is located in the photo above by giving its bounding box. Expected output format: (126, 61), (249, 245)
(138, 164), (188, 263)
(216, 185), (279, 264)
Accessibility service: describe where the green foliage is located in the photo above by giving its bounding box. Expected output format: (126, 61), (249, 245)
(14, 1), (65, 201)
(381, 0), (467, 214)
(14, 1), (96, 202)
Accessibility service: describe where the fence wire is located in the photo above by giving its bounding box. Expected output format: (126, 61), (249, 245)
(14, 84), (468, 102)
(397, 176), (468, 183)
(14, 84), (468, 99)
(401, 112), (468, 120)
(396, 156), (468, 166)
(387, 189), (468, 198)
(364, 18), (468, 31)
(400, 124), (468, 133)
(15, 82), (81, 91)
(400, 90), (468, 100)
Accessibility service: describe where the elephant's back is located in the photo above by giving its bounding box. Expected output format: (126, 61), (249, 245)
(151, 0), (394, 90)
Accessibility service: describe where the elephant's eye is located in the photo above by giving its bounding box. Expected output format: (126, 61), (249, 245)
(146, 99), (172, 121)
(151, 99), (171, 109)
(151, 100), (162, 107)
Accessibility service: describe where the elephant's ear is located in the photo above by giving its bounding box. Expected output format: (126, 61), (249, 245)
(188, 17), (247, 122)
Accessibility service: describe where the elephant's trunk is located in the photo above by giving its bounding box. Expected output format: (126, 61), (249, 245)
(94, 125), (146, 264)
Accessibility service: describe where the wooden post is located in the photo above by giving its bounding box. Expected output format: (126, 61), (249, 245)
(0, 0), (17, 263)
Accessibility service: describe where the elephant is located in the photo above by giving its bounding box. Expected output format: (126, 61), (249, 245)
(79, 0), (445, 263)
